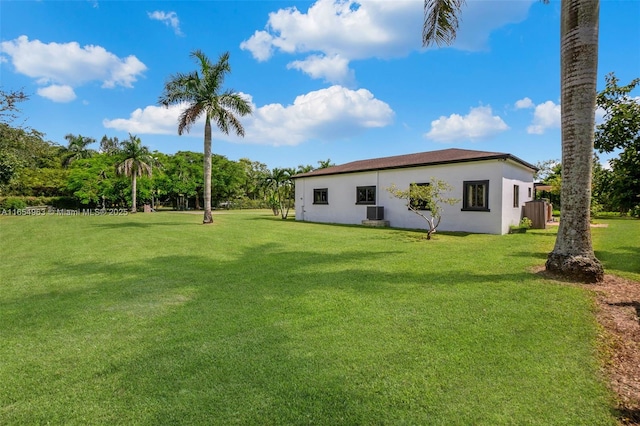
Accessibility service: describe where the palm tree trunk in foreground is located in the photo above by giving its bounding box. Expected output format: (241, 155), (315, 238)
(546, 0), (603, 283)
(203, 116), (213, 224)
(131, 174), (137, 213)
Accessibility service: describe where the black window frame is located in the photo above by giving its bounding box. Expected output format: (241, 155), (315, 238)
(409, 182), (431, 211)
(513, 184), (520, 208)
(356, 186), (376, 205)
(462, 180), (490, 212)
(313, 188), (328, 205)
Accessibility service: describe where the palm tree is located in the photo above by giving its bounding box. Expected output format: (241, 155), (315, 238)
(266, 167), (295, 219)
(317, 158), (335, 169)
(159, 50), (252, 224)
(62, 134), (95, 167)
(423, 0), (603, 282)
(116, 134), (153, 213)
(99, 135), (121, 155)
(545, 0), (603, 282)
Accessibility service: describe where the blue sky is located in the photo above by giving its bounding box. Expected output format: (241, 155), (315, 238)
(1, 0), (638, 170)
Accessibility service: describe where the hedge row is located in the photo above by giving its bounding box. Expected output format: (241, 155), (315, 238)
(0, 196), (78, 210)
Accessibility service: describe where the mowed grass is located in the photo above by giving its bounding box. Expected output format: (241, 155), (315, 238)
(1, 211), (635, 425)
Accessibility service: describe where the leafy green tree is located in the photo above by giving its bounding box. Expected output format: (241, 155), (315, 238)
(1, 126), (64, 194)
(535, 161), (562, 207)
(116, 134), (154, 213)
(1, 90), (63, 190)
(211, 154), (244, 208)
(62, 134), (96, 167)
(534, 159), (560, 183)
(238, 158), (269, 201)
(595, 72), (640, 215)
(159, 50), (252, 224)
(423, 0), (603, 282)
(13, 168), (69, 197)
(66, 155), (119, 207)
(161, 151), (204, 210)
(0, 87), (28, 125)
(0, 149), (21, 187)
(387, 178), (459, 240)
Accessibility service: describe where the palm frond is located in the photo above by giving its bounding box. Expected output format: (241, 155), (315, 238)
(191, 50), (214, 75)
(178, 103), (205, 135)
(116, 134), (153, 178)
(220, 91), (253, 116)
(423, 0), (465, 47)
(159, 71), (200, 106)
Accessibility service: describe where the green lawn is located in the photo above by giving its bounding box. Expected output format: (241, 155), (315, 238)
(1, 210), (636, 425)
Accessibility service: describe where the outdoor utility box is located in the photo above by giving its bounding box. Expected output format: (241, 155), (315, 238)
(523, 200), (549, 229)
(367, 206), (384, 220)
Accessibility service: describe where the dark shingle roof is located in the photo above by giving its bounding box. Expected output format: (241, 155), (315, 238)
(292, 148), (537, 179)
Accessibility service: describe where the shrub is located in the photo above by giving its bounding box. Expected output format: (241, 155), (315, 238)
(509, 217), (532, 234)
(1, 197), (27, 210)
(519, 217), (533, 229)
(48, 196), (78, 209)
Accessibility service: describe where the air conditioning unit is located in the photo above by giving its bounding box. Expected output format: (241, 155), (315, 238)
(366, 206), (384, 220)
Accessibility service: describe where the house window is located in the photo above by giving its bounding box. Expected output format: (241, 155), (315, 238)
(462, 180), (490, 211)
(410, 183), (431, 211)
(313, 188), (328, 204)
(513, 185), (520, 208)
(356, 186), (376, 205)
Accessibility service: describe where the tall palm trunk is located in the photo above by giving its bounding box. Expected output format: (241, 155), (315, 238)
(203, 116), (213, 224)
(546, 0), (603, 282)
(131, 174), (137, 213)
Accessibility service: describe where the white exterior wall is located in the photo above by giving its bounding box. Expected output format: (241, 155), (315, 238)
(500, 161), (536, 234)
(294, 158), (534, 234)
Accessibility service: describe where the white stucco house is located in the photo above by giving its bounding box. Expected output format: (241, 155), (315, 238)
(292, 148), (537, 235)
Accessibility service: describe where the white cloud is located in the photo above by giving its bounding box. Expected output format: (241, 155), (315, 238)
(239, 31), (275, 62)
(241, 0), (535, 83)
(527, 100), (560, 134)
(245, 85), (394, 145)
(425, 105), (509, 142)
(595, 106), (606, 125)
(103, 104), (189, 135)
(148, 11), (183, 36)
(104, 86), (394, 146)
(287, 54), (354, 85)
(37, 84), (76, 103)
(0, 35), (147, 100)
(454, 0), (534, 51)
(515, 97), (534, 109)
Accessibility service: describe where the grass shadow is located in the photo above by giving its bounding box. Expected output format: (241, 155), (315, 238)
(92, 221), (195, 229)
(595, 246), (640, 275)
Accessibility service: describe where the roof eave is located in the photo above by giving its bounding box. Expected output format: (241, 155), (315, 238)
(292, 154), (537, 179)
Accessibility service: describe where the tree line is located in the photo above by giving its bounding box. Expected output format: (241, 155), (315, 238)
(0, 90), (332, 213)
